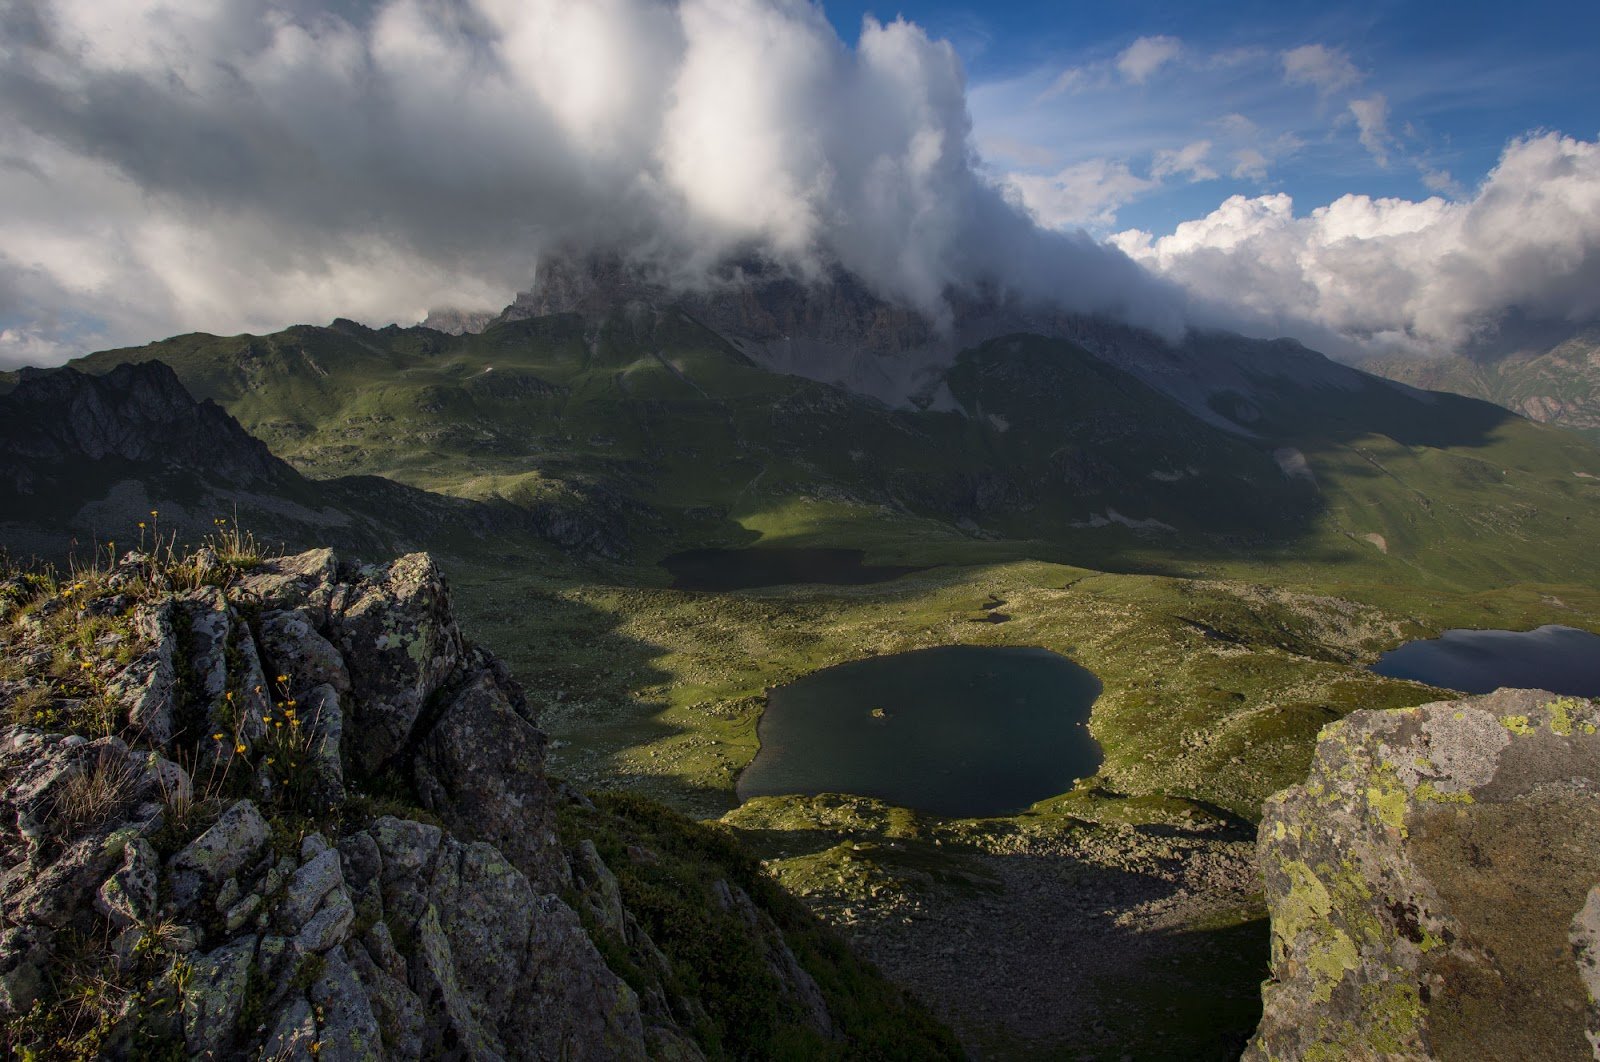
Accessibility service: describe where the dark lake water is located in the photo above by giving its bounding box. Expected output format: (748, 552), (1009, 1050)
(661, 547), (927, 591)
(1372, 625), (1600, 696)
(737, 645), (1103, 818)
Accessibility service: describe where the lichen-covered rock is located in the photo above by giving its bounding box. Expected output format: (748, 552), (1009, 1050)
(328, 553), (463, 775)
(0, 547), (903, 1060)
(261, 608), (351, 694)
(107, 601), (177, 744)
(182, 934), (258, 1057)
(350, 814), (649, 1060)
(1, 736), (160, 932)
(414, 663), (566, 890)
(166, 799), (269, 913)
(96, 835), (159, 929)
(308, 946), (384, 1061)
(1248, 689), (1600, 1061)
(279, 842), (343, 934)
(234, 547), (340, 620)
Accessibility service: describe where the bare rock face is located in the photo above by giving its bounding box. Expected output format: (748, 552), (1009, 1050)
(0, 546), (940, 1059)
(1248, 688), (1600, 1061)
(0, 361), (291, 493)
(0, 550), (647, 1057)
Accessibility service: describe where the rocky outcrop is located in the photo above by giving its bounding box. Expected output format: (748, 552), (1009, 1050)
(0, 547), (928, 1058)
(1248, 688), (1600, 1061)
(0, 361), (292, 494)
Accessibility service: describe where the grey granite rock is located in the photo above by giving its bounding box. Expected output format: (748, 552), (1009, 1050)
(1248, 689), (1600, 1061)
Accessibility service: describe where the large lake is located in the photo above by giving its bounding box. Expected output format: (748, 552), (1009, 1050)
(1372, 625), (1600, 696)
(737, 645), (1103, 818)
(661, 547), (927, 591)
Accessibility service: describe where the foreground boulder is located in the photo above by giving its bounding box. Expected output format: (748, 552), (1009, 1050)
(0, 548), (955, 1059)
(1249, 688), (1600, 1060)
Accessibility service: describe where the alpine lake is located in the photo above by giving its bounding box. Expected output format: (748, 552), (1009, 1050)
(738, 644), (1104, 817)
(1373, 624), (1600, 697)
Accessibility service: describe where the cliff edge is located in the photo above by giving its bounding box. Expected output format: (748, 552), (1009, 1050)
(0, 548), (954, 1059)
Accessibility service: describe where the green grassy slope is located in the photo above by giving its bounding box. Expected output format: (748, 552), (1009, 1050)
(11, 312), (1600, 1056)
(43, 312), (1600, 597)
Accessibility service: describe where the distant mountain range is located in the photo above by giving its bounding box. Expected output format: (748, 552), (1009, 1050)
(1363, 327), (1600, 443)
(4, 253), (1600, 592)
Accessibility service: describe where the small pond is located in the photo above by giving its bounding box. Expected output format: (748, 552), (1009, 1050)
(737, 645), (1103, 818)
(1372, 625), (1600, 697)
(661, 547), (927, 591)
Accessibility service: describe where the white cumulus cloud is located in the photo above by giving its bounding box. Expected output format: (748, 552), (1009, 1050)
(0, 0), (1180, 367)
(1115, 36), (1182, 84)
(1281, 44), (1362, 95)
(1113, 132), (1600, 354)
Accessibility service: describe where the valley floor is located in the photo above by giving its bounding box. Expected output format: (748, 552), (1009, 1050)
(444, 550), (1600, 1056)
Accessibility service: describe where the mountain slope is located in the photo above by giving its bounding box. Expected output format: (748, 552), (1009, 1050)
(0, 360), (628, 564)
(1364, 327), (1600, 442)
(38, 287), (1600, 593)
(0, 547), (956, 1058)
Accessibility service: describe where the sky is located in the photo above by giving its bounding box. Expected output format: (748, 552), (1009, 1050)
(1, 0), (1598, 369)
(828, 1), (1600, 235)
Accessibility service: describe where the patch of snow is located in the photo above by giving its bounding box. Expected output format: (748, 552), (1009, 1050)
(1071, 508), (1176, 532)
(1273, 447), (1316, 482)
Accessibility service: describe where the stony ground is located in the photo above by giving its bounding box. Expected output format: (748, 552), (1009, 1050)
(724, 792), (1269, 1059)
(833, 824), (1260, 1055)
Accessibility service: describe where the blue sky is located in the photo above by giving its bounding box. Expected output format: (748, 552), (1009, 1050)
(2, 0), (1597, 366)
(824, 0), (1600, 235)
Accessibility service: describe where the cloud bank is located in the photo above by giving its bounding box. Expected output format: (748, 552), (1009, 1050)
(0, 0), (1177, 367)
(1113, 132), (1600, 356)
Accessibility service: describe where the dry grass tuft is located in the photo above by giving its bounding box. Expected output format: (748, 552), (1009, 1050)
(47, 747), (140, 836)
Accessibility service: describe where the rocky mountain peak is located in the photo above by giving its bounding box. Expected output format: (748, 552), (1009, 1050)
(0, 361), (291, 494)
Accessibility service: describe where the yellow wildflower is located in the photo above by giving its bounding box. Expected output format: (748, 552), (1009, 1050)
(234, 743), (247, 755)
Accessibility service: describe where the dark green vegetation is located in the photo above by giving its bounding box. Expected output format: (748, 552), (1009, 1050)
(662, 547), (926, 591)
(558, 792), (961, 1060)
(6, 302), (1600, 1054)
